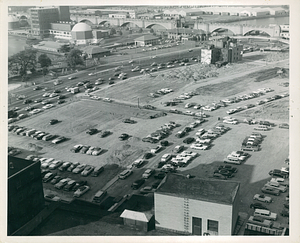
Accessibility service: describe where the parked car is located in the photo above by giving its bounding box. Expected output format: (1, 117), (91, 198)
(118, 169), (132, 179)
(72, 181), (87, 191)
(140, 186), (153, 194)
(52, 136), (67, 144)
(49, 160), (63, 170)
(43, 172), (56, 183)
(55, 178), (72, 190)
(269, 169), (289, 178)
(58, 161), (71, 171)
(151, 145), (163, 154)
(254, 209), (277, 221)
(247, 216), (273, 228)
(261, 186), (281, 196)
(91, 166), (104, 177)
(253, 194), (272, 203)
(86, 128), (98, 135)
(81, 165), (95, 176)
(131, 179), (145, 190)
(183, 137), (195, 144)
(119, 133), (129, 140)
(72, 163), (86, 174)
(63, 180), (77, 191)
(250, 203), (269, 210)
(50, 176), (62, 185)
(142, 169), (155, 179)
(73, 185), (90, 198)
(67, 162), (80, 172)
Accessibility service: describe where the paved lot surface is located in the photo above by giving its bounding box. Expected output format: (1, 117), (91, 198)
(8, 51), (290, 235)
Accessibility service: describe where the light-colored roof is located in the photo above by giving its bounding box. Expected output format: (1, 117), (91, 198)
(134, 35), (159, 42)
(82, 46), (110, 54)
(72, 23), (92, 32)
(120, 210), (153, 222)
(8, 15), (19, 22)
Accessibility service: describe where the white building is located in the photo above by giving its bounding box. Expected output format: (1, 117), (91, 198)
(155, 174), (240, 235)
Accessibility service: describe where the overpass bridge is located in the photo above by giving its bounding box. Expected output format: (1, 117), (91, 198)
(70, 14), (177, 29)
(194, 22), (281, 38)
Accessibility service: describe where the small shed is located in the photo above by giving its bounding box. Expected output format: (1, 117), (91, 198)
(134, 35), (160, 47)
(120, 209), (155, 232)
(82, 46), (111, 59)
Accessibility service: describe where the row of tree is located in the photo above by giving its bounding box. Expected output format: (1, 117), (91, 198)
(8, 47), (85, 81)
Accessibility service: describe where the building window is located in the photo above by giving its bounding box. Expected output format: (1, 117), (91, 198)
(207, 219), (218, 233)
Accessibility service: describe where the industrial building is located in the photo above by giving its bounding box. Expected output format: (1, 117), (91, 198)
(82, 46), (111, 59)
(134, 35), (160, 46)
(29, 6), (71, 37)
(8, 156), (45, 235)
(49, 21), (75, 40)
(71, 22), (93, 45)
(154, 174), (240, 235)
(167, 28), (206, 41)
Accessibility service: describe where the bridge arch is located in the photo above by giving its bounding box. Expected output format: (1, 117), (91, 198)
(79, 19), (94, 26)
(210, 27), (237, 36)
(243, 29), (271, 37)
(145, 23), (167, 30)
(120, 21), (141, 28)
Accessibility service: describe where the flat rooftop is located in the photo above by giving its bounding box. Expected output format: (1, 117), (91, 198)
(8, 156), (38, 178)
(156, 174), (239, 205)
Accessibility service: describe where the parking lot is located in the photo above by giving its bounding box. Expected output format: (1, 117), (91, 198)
(8, 49), (289, 234)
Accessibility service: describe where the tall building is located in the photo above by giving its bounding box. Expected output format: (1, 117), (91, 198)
(154, 174), (240, 235)
(29, 7), (59, 36)
(8, 156), (45, 235)
(58, 6), (71, 21)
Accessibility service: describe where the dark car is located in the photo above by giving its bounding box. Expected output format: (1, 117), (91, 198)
(214, 169), (234, 178)
(50, 176), (62, 185)
(269, 169), (289, 178)
(154, 172), (167, 179)
(218, 165), (238, 173)
(131, 179), (145, 190)
(250, 203), (269, 210)
(80, 146), (90, 154)
(261, 186), (281, 196)
(160, 140), (169, 146)
(99, 130), (110, 137)
(259, 121), (275, 127)
(143, 152), (153, 159)
(183, 127), (192, 133)
(86, 128), (98, 135)
(122, 118), (136, 124)
(50, 119), (59, 125)
(183, 137), (195, 144)
(72, 180), (87, 191)
(91, 166), (104, 177)
(57, 100), (65, 104)
(119, 133), (129, 140)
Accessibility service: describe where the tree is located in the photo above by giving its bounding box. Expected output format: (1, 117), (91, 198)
(38, 54), (52, 68)
(59, 44), (71, 53)
(66, 49), (84, 69)
(117, 30), (123, 36)
(110, 28), (116, 35)
(150, 28), (154, 33)
(138, 28), (143, 33)
(8, 49), (37, 82)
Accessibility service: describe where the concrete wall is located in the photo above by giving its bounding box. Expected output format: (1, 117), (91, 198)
(155, 193), (234, 235)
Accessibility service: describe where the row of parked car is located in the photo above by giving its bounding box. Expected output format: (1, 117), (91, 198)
(70, 144), (103, 156)
(8, 124), (67, 144)
(142, 121), (180, 144)
(213, 164), (238, 179)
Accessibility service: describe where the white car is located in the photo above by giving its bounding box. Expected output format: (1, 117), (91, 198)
(49, 93), (58, 98)
(43, 104), (55, 109)
(103, 98), (112, 102)
(73, 185), (90, 198)
(151, 145), (163, 154)
(49, 160), (62, 170)
(142, 169), (154, 179)
(132, 159), (145, 168)
(88, 72), (96, 76)
(223, 119), (238, 125)
(190, 143), (209, 150)
(195, 129), (206, 137)
(171, 156), (191, 165)
(178, 151), (197, 158)
(29, 109), (43, 114)
(253, 194), (272, 203)
(195, 138), (211, 144)
(43, 92), (50, 97)
(68, 76), (77, 80)
(161, 153), (172, 162)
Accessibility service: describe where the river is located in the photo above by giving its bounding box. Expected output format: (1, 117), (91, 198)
(229, 16), (289, 26)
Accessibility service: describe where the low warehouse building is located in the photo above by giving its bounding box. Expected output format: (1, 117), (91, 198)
(154, 174), (240, 235)
(120, 209), (155, 232)
(134, 35), (160, 47)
